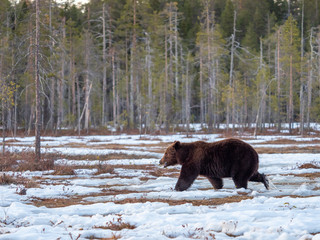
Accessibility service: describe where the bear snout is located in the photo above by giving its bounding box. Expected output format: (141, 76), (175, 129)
(159, 158), (168, 168)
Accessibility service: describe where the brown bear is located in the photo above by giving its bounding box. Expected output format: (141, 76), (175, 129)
(159, 138), (269, 191)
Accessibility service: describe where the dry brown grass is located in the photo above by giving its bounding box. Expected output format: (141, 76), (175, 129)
(149, 168), (179, 178)
(52, 165), (76, 175)
(255, 146), (320, 154)
(298, 163), (320, 169)
(113, 195), (253, 206)
(96, 163), (115, 175)
(94, 216), (136, 231)
(0, 173), (17, 185)
(0, 151), (59, 171)
(0, 173), (40, 188)
(290, 172), (320, 179)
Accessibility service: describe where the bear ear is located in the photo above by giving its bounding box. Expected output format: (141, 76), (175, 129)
(174, 141), (181, 150)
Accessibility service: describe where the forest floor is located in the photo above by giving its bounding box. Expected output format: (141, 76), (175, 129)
(1, 132), (320, 239)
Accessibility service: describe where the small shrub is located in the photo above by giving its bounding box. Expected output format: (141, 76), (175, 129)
(94, 216), (136, 231)
(0, 173), (16, 185)
(96, 162), (114, 175)
(53, 165), (76, 175)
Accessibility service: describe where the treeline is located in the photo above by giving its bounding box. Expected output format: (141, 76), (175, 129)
(1, 0), (320, 135)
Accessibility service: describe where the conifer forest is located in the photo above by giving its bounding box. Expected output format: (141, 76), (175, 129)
(1, 0), (320, 136)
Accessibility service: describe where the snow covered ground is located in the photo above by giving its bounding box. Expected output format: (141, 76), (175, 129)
(1, 133), (320, 239)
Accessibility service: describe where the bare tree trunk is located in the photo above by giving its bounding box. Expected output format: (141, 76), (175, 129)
(164, 27), (169, 132)
(227, 10), (237, 133)
(1, 44), (5, 155)
(48, 0), (55, 131)
(277, 29), (281, 132)
(125, 32), (130, 129)
(254, 39), (266, 137)
(102, 3), (107, 126)
(206, 3), (213, 131)
(289, 20), (294, 133)
(76, 74), (81, 135)
(129, 0), (137, 129)
(57, 16), (66, 131)
(199, 47), (204, 127)
(35, 0), (41, 162)
(84, 30), (90, 133)
(146, 33), (153, 131)
(112, 48), (117, 128)
(307, 28), (314, 130)
(300, 0), (305, 135)
(70, 40), (76, 118)
(174, 6), (179, 105)
(84, 8), (91, 133)
(185, 53), (191, 136)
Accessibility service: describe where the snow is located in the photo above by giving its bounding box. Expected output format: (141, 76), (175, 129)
(1, 133), (320, 239)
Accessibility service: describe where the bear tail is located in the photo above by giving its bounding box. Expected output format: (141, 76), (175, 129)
(249, 172), (269, 190)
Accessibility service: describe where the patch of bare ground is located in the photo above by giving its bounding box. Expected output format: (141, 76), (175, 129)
(289, 172), (320, 179)
(59, 153), (154, 161)
(255, 146), (320, 154)
(29, 188), (253, 208)
(0, 151), (60, 171)
(29, 189), (143, 208)
(274, 195), (320, 199)
(29, 195), (91, 208)
(113, 195), (253, 206)
(258, 138), (320, 145)
(298, 163), (320, 169)
(148, 168), (180, 178)
(110, 164), (156, 170)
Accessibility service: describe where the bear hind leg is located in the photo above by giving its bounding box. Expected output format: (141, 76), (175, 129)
(249, 172), (269, 190)
(207, 177), (223, 189)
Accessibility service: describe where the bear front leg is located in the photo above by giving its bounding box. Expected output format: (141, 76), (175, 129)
(207, 176), (223, 189)
(175, 164), (199, 191)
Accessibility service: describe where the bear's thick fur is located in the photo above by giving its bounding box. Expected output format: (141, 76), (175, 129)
(159, 138), (269, 191)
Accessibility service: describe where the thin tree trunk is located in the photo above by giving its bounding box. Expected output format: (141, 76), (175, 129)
(1, 46), (5, 155)
(174, 7), (179, 103)
(112, 48), (117, 128)
(129, 0), (137, 129)
(125, 31), (130, 129)
(277, 29), (281, 132)
(58, 16), (66, 131)
(164, 27), (169, 132)
(146, 33), (153, 131)
(102, 3), (107, 126)
(185, 53), (190, 136)
(35, 0), (41, 162)
(206, 3), (213, 131)
(307, 28), (314, 130)
(84, 8), (91, 133)
(289, 20), (294, 133)
(199, 47), (204, 127)
(227, 10), (236, 133)
(84, 30), (90, 132)
(76, 75), (81, 135)
(300, 0), (305, 135)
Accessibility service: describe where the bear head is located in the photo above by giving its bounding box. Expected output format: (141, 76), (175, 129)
(159, 141), (181, 168)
